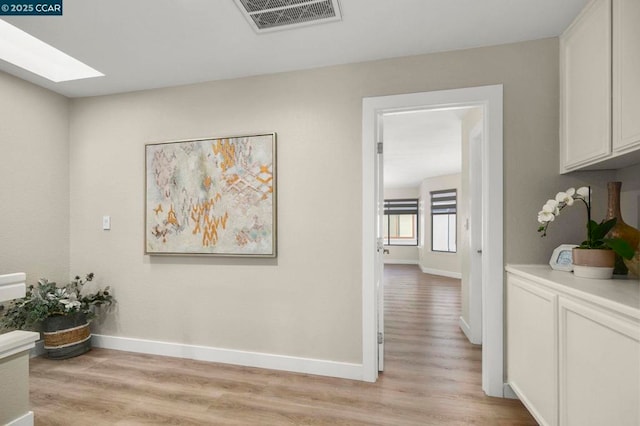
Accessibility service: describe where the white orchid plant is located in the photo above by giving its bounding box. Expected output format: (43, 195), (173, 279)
(537, 186), (634, 260)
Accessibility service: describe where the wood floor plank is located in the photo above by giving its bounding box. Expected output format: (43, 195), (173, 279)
(28, 264), (536, 425)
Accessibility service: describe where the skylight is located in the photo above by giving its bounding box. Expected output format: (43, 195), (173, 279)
(0, 19), (103, 82)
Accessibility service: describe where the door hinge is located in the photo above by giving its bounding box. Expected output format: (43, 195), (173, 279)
(378, 332), (384, 344)
(377, 142), (383, 154)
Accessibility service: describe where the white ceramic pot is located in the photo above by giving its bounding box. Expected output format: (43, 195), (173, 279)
(573, 265), (614, 279)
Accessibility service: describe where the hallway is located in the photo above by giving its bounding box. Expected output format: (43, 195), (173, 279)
(28, 264), (536, 425)
(379, 264), (535, 424)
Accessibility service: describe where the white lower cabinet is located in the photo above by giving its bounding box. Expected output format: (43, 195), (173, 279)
(559, 298), (640, 426)
(507, 275), (558, 426)
(506, 266), (640, 426)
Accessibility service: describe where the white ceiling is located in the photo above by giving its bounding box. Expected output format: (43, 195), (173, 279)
(0, 0), (588, 98)
(383, 108), (475, 189)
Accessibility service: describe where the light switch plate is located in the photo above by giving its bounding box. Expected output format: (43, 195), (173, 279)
(102, 215), (111, 230)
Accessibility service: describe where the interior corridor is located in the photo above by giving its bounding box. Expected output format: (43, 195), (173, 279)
(380, 264), (535, 425)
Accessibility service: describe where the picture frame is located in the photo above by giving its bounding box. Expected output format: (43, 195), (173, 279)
(144, 133), (277, 257)
(549, 244), (578, 271)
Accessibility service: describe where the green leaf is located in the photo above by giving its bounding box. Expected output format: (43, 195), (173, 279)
(603, 238), (635, 260)
(591, 218), (617, 241)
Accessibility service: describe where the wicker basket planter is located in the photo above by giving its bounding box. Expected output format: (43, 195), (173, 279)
(42, 312), (91, 359)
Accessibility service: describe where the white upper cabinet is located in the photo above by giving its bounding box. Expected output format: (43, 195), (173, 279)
(613, 0), (640, 153)
(560, 0), (611, 172)
(560, 0), (640, 173)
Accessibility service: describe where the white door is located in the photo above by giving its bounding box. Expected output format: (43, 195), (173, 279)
(468, 123), (483, 344)
(375, 114), (385, 371)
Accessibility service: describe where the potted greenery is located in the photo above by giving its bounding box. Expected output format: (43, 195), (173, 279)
(537, 186), (635, 279)
(0, 273), (114, 359)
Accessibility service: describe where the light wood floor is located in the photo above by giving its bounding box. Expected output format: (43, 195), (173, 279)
(29, 264), (536, 425)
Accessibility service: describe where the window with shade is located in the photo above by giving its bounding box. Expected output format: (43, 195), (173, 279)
(430, 189), (457, 253)
(383, 199), (419, 246)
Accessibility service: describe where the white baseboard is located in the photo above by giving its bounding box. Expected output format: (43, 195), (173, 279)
(91, 334), (364, 381)
(419, 266), (462, 279)
(30, 339), (45, 358)
(503, 383), (518, 399)
(384, 259), (419, 265)
(459, 316), (482, 345)
(458, 316), (482, 345)
(6, 411), (34, 426)
(508, 382), (548, 425)
(459, 316), (471, 337)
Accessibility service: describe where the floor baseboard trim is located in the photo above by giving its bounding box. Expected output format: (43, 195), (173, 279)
(459, 316), (481, 345)
(91, 334), (364, 381)
(503, 383), (518, 399)
(419, 266), (462, 279)
(459, 316), (471, 337)
(384, 259), (419, 265)
(30, 339), (45, 358)
(6, 411), (34, 426)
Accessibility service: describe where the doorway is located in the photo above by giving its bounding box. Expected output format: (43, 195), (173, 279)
(361, 85), (504, 397)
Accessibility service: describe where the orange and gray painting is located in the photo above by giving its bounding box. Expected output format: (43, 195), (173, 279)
(145, 135), (275, 256)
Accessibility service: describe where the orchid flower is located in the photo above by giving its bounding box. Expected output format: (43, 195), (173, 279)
(537, 186), (592, 237)
(576, 186), (590, 201)
(555, 191), (574, 206)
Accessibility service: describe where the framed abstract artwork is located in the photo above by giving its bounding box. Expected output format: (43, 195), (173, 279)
(145, 133), (276, 257)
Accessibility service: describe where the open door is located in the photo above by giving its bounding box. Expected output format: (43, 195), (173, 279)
(375, 114), (385, 371)
(468, 122), (483, 344)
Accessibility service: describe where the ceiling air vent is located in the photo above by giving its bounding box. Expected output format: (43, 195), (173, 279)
(234, 0), (342, 33)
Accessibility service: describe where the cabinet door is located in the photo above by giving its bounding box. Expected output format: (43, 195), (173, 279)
(507, 275), (558, 426)
(613, 0), (640, 152)
(559, 298), (640, 426)
(560, 0), (612, 172)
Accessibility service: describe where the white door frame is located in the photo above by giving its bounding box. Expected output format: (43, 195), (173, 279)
(361, 85), (505, 397)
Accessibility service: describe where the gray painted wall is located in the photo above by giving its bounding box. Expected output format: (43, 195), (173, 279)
(2, 36), (629, 366)
(0, 71), (70, 284)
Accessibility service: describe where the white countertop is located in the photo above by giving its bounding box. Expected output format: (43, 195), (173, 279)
(0, 272), (26, 302)
(506, 264), (640, 320)
(0, 330), (39, 360)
